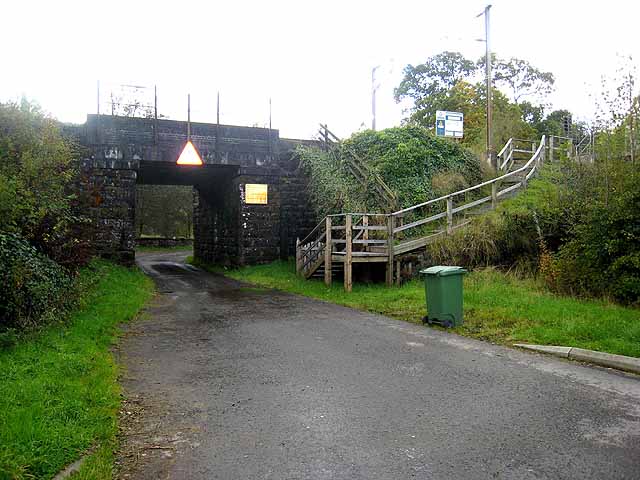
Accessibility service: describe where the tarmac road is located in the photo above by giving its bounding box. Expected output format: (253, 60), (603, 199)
(117, 250), (640, 479)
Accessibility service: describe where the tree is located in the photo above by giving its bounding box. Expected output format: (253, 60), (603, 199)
(593, 55), (640, 164)
(394, 51), (476, 128)
(395, 51), (552, 157)
(485, 56), (555, 105)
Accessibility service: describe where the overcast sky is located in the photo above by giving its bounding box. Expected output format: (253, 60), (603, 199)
(2, 0), (639, 139)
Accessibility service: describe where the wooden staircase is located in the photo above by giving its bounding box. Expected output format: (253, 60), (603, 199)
(297, 135), (559, 291)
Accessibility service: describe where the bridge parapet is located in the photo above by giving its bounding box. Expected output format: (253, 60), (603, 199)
(79, 114), (279, 167)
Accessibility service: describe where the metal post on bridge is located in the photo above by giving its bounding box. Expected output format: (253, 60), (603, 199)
(216, 92), (220, 162)
(154, 85), (158, 146)
(549, 136), (554, 163)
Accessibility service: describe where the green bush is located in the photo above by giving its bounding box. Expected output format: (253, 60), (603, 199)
(298, 125), (482, 216)
(0, 233), (73, 335)
(0, 99), (88, 268)
(430, 159), (640, 305)
(553, 163), (640, 304)
(344, 126), (482, 208)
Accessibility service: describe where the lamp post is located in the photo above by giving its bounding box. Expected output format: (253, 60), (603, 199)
(477, 5), (494, 169)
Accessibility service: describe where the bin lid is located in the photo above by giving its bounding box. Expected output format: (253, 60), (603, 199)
(419, 265), (467, 277)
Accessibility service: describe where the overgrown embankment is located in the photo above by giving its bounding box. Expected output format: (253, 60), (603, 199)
(429, 159), (640, 306)
(298, 125), (482, 215)
(0, 260), (154, 480)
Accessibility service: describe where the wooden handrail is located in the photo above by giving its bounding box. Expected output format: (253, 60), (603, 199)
(299, 218), (326, 246)
(497, 137), (512, 159)
(392, 136), (545, 218)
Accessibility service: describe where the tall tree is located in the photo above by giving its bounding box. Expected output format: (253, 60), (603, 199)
(394, 51), (476, 127)
(593, 55), (640, 164)
(485, 56), (555, 105)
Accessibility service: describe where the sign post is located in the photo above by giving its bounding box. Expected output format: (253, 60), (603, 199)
(435, 111), (464, 139)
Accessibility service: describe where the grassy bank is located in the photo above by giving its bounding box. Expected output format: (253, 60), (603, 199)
(207, 259), (640, 358)
(0, 260), (154, 480)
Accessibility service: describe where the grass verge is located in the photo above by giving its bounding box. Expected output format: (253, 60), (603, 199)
(0, 260), (154, 480)
(200, 259), (640, 358)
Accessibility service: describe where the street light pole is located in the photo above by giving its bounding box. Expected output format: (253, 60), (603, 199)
(483, 5), (494, 169)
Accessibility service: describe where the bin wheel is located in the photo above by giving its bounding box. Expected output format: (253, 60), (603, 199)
(422, 316), (430, 325)
(443, 319), (453, 328)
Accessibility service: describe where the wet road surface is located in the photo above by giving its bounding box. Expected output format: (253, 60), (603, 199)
(117, 251), (640, 479)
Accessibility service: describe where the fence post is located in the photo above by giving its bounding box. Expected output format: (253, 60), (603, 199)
(325, 216), (332, 286)
(491, 183), (497, 209)
(386, 215), (395, 286)
(344, 214), (352, 292)
(296, 238), (301, 275)
(446, 197), (453, 234)
(549, 136), (554, 163)
(362, 215), (369, 252)
(567, 138), (573, 160)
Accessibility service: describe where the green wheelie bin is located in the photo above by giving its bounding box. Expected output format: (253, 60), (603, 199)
(420, 266), (467, 328)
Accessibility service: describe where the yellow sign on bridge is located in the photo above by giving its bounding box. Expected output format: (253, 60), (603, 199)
(245, 184), (268, 204)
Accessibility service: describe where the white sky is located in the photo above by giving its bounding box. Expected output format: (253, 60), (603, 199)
(2, 0), (639, 139)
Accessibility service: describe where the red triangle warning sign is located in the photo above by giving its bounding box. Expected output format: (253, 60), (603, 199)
(177, 140), (203, 165)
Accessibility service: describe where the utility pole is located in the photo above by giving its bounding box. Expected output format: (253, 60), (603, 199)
(479, 5), (494, 169)
(215, 91), (220, 162)
(372, 65), (380, 130)
(268, 97), (273, 159)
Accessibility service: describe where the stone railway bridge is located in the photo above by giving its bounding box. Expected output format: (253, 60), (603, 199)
(70, 115), (316, 266)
